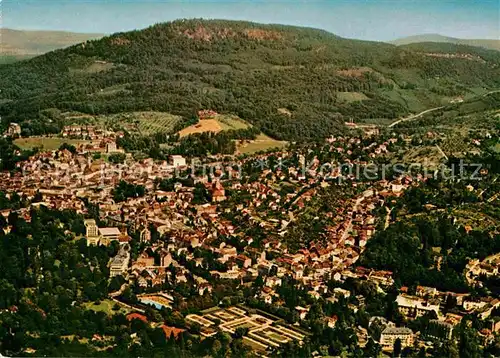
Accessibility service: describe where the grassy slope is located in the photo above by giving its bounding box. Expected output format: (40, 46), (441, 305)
(237, 134), (287, 154)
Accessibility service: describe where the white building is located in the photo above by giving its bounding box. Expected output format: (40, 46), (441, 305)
(84, 218), (122, 246)
(171, 155), (186, 168)
(396, 294), (440, 318)
(99, 227), (121, 242)
(380, 327), (413, 348)
(84, 219), (100, 246)
(109, 245), (130, 278)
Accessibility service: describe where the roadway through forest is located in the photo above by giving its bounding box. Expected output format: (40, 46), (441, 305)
(388, 106), (445, 128)
(388, 89), (500, 128)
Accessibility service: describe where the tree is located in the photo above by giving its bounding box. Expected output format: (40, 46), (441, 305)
(393, 338), (402, 358)
(108, 153), (126, 164)
(113, 180), (146, 202)
(234, 327), (249, 338)
(253, 274), (264, 288)
(459, 325), (481, 358)
(211, 339), (222, 356)
(109, 275), (125, 292)
(58, 143), (76, 154)
(190, 322), (201, 335)
(192, 183), (210, 205)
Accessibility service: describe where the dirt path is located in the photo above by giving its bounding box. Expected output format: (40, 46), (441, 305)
(435, 144), (448, 161)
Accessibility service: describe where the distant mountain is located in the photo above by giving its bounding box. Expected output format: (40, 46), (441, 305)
(390, 34), (500, 51)
(0, 28), (104, 62)
(1, 20), (500, 141)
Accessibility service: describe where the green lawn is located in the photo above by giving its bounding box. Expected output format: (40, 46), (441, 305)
(14, 137), (91, 151)
(83, 299), (131, 315)
(237, 134), (287, 154)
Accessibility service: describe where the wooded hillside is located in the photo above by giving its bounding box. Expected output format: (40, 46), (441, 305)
(1, 19), (500, 141)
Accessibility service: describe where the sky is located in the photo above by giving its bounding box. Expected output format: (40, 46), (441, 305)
(2, 0), (499, 41)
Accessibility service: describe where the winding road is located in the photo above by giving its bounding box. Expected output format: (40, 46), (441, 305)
(388, 106), (444, 128)
(388, 89), (500, 128)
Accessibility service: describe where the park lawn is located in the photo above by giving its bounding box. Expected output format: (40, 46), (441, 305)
(83, 299), (131, 316)
(14, 137), (90, 151)
(237, 134), (287, 154)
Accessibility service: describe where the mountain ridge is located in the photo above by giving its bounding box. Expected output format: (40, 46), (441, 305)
(1, 19), (500, 141)
(390, 33), (500, 51)
(0, 28), (104, 61)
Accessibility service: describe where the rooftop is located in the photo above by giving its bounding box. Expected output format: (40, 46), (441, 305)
(99, 227), (121, 237)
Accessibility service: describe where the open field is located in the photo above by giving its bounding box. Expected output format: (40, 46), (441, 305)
(14, 137), (91, 151)
(216, 115), (251, 130)
(83, 299), (131, 315)
(91, 84), (131, 97)
(178, 114), (250, 137)
(337, 91), (369, 102)
(237, 134), (288, 154)
(179, 119), (222, 137)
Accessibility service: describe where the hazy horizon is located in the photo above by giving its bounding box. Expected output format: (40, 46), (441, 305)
(2, 0), (499, 41)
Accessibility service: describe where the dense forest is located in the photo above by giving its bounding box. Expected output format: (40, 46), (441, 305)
(1, 19), (500, 141)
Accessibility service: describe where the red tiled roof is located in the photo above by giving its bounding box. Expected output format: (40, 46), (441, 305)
(161, 325), (186, 340)
(126, 313), (148, 323)
(119, 235), (131, 243)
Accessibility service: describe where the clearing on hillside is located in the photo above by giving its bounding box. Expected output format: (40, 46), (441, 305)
(216, 114), (251, 130)
(237, 134), (288, 154)
(133, 112), (183, 135)
(179, 119), (223, 137)
(97, 112), (182, 135)
(178, 114), (250, 137)
(337, 92), (369, 103)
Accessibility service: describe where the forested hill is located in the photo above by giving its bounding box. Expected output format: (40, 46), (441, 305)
(1, 19), (500, 141)
(390, 34), (500, 52)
